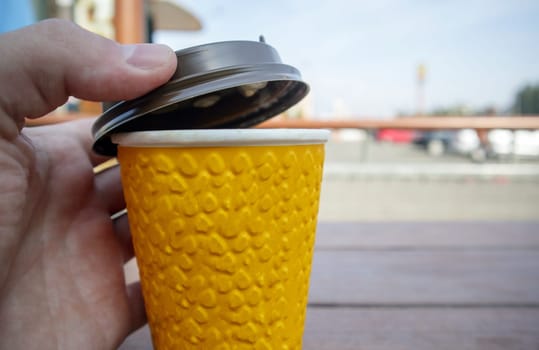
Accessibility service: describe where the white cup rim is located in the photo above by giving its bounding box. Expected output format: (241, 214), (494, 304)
(112, 129), (330, 148)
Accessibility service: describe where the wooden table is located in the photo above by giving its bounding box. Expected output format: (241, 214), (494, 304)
(119, 221), (539, 349)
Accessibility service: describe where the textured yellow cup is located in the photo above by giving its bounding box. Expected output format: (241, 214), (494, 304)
(113, 129), (329, 349)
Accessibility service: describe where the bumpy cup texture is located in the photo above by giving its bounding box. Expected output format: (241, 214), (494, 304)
(118, 144), (325, 349)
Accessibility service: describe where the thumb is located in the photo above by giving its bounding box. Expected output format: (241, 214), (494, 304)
(0, 19), (177, 139)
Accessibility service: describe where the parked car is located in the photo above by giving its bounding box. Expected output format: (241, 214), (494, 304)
(412, 130), (458, 156)
(414, 129), (539, 161)
(377, 129), (417, 143)
(489, 129), (539, 158)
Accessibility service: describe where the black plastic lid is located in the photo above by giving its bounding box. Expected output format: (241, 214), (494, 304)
(92, 39), (309, 155)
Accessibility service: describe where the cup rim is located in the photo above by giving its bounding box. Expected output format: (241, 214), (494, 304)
(111, 129), (330, 148)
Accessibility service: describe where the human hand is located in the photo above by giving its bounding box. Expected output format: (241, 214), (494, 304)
(0, 19), (176, 349)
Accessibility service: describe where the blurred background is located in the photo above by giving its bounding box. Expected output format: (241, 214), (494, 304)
(1, 0), (538, 221)
(3, 3), (539, 348)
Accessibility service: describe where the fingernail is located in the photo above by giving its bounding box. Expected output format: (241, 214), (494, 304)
(122, 44), (173, 70)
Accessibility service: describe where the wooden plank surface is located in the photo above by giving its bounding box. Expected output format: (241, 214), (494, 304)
(315, 222), (539, 249)
(309, 250), (539, 305)
(118, 222), (539, 349)
(302, 308), (539, 350)
(310, 221), (539, 305)
(121, 308), (539, 350)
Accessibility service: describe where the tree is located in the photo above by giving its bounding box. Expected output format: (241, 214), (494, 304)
(513, 84), (539, 115)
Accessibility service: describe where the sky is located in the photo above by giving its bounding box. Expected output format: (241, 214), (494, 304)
(155, 0), (539, 118)
(0, 0), (537, 119)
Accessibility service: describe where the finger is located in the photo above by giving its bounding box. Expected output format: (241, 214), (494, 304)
(95, 164), (125, 214)
(126, 282), (147, 333)
(0, 19), (176, 139)
(61, 118), (111, 167)
(114, 213), (134, 263)
(24, 118), (110, 167)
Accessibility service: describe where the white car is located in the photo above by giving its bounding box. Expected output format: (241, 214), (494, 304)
(453, 129), (539, 161)
(489, 129), (539, 157)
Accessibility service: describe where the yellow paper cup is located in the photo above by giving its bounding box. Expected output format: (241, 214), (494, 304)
(113, 129), (329, 349)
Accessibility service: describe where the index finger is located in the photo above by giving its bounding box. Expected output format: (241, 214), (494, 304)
(0, 19), (176, 140)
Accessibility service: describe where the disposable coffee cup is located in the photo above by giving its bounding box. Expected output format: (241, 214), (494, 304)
(113, 129), (329, 349)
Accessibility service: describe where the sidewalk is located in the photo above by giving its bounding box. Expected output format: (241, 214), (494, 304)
(319, 172), (539, 222)
(324, 162), (539, 181)
(319, 141), (539, 221)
